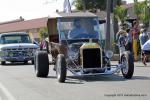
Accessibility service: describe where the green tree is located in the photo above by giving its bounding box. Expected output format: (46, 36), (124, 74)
(134, 0), (150, 29)
(134, 0), (143, 20)
(74, 0), (106, 12)
(113, 0), (121, 34)
(114, 6), (127, 25)
(74, 0), (121, 12)
(39, 27), (48, 40)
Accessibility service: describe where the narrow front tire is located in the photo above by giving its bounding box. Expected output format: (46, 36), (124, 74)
(121, 51), (134, 79)
(56, 54), (67, 83)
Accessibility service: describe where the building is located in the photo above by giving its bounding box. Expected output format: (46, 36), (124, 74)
(122, 2), (150, 34)
(0, 17), (48, 41)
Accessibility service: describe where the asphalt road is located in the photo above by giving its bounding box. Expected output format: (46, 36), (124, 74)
(0, 61), (150, 100)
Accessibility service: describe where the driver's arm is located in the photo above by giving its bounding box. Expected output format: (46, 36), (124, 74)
(68, 30), (74, 39)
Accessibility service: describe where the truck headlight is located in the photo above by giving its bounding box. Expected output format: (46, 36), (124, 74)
(106, 50), (114, 59)
(0, 51), (3, 56)
(0, 51), (8, 56)
(27, 52), (33, 56)
(8, 52), (13, 57)
(4, 51), (8, 56)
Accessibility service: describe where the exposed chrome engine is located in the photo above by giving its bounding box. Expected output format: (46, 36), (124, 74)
(68, 43), (83, 61)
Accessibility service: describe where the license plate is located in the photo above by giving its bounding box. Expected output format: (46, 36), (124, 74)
(17, 57), (24, 61)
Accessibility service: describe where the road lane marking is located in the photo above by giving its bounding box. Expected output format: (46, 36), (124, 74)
(0, 82), (16, 100)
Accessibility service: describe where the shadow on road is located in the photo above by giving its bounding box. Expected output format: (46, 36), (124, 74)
(135, 65), (150, 67)
(36, 74), (150, 84)
(66, 74), (126, 83)
(65, 80), (84, 84)
(46, 76), (84, 84)
(47, 76), (57, 79)
(1, 62), (33, 66)
(131, 76), (150, 80)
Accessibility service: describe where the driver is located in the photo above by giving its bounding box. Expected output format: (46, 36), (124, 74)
(68, 19), (88, 39)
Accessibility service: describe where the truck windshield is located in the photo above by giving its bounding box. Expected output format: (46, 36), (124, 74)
(1, 35), (31, 44)
(59, 17), (102, 40)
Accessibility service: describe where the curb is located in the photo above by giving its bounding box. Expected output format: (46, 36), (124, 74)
(0, 82), (16, 100)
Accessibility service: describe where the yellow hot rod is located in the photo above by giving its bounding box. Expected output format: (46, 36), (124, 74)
(34, 12), (134, 83)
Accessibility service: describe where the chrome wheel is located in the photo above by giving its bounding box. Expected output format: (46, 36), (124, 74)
(121, 52), (134, 79)
(122, 56), (129, 74)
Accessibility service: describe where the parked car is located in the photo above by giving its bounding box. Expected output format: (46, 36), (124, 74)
(0, 32), (39, 65)
(34, 12), (134, 83)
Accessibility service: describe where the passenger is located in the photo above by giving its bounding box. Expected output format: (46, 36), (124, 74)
(126, 28), (133, 52)
(68, 19), (88, 39)
(117, 30), (127, 57)
(116, 24), (127, 42)
(132, 20), (140, 61)
(139, 28), (149, 48)
(142, 39), (150, 65)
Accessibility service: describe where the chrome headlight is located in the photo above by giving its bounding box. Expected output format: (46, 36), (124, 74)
(27, 52), (33, 56)
(8, 52), (13, 57)
(0, 51), (3, 56)
(106, 50), (114, 59)
(0, 50), (8, 56)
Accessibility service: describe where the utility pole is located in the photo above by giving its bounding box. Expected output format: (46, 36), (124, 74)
(83, 0), (86, 12)
(113, 0), (119, 35)
(105, 0), (111, 50)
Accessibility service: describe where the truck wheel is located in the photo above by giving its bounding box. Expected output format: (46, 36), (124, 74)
(1, 61), (6, 65)
(34, 54), (36, 70)
(56, 54), (67, 83)
(35, 51), (49, 77)
(107, 60), (111, 70)
(24, 61), (28, 64)
(31, 60), (34, 65)
(121, 51), (134, 79)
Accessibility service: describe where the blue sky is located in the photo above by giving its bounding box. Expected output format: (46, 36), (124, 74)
(0, 0), (144, 22)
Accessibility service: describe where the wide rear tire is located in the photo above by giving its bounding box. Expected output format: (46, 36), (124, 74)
(121, 51), (134, 79)
(56, 54), (67, 83)
(35, 51), (49, 77)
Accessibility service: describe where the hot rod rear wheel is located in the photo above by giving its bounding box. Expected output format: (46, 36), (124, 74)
(56, 54), (67, 83)
(35, 51), (49, 77)
(121, 51), (134, 79)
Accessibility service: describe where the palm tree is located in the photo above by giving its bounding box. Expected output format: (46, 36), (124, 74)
(134, 0), (150, 29)
(39, 27), (48, 41)
(114, 6), (127, 25)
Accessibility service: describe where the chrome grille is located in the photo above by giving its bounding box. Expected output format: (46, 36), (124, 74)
(5, 48), (35, 57)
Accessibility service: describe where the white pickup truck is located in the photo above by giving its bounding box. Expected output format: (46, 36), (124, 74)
(0, 32), (39, 65)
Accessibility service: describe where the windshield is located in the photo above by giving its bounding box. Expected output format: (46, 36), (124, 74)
(0, 35), (32, 44)
(58, 17), (102, 40)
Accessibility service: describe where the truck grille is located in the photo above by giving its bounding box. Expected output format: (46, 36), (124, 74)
(83, 48), (101, 68)
(5, 48), (35, 57)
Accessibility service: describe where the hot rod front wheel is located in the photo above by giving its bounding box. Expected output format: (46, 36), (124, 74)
(121, 51), (134, 79)
(56, 54), (67, 83)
